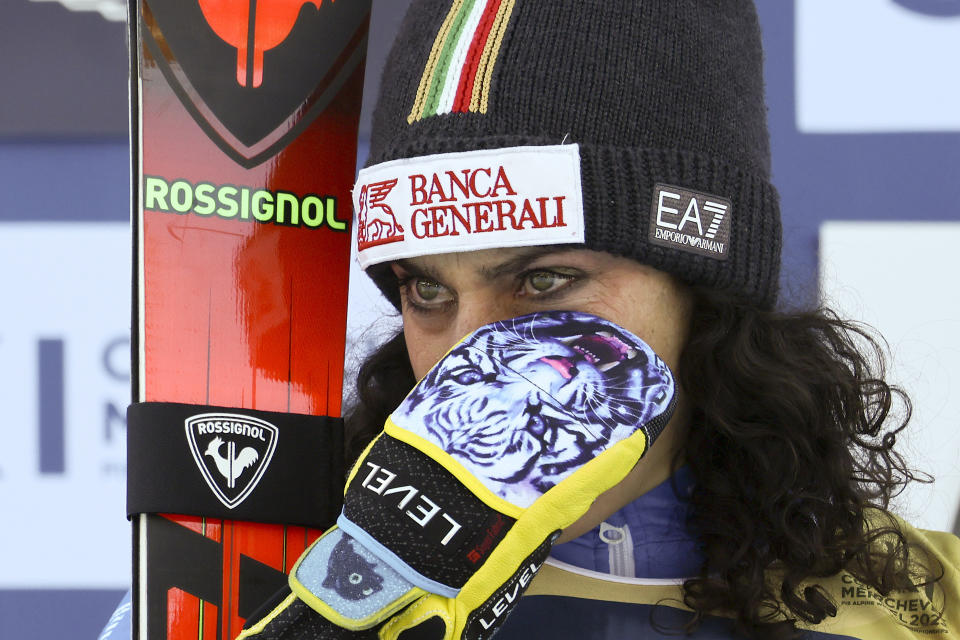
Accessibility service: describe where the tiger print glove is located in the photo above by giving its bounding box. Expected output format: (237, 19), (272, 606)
(238, 310), (675, 640)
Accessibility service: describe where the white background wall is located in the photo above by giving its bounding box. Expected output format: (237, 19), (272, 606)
(796, 0), (960, 133)
(821, 223), (960, 532)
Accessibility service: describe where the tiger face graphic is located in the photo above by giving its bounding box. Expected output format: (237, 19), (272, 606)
(391, 311), (674, 508)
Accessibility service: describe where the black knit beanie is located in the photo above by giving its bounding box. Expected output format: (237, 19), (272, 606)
(356, 0), (781, 309)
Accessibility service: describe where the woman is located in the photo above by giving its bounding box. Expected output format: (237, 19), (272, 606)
(345, 0), (958, 637)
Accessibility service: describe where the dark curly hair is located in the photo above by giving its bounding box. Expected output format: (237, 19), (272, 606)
(673, 286), (941, 638)
(343, 286), (939, 639)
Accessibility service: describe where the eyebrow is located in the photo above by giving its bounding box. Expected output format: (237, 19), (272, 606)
(393, 257), (442, 281)
(394, 245), (580, 283)
(394, 245), (582, 282)
(479, 246), (578, 279)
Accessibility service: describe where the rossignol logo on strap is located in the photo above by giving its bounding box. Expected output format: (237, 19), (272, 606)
(185, 413), (278, 509)
(649, 183), (732, 261)
(408, 0), (518, 123)
(355, 145), (585, 268)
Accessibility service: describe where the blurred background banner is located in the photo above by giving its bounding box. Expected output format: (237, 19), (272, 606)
(0, 223), (129, 593)
(0, 1), (957, 638)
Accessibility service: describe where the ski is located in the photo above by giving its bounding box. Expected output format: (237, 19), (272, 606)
(128, 1), (371, 638)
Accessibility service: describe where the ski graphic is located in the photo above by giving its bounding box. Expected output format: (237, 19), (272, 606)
(129, 1), (370, 638)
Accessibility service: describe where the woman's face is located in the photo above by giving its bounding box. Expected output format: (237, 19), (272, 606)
(390, 246), (694, 539)
(390, 247), (693, 381)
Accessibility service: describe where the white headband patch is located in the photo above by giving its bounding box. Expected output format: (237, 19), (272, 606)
(354, 145), (585, 269)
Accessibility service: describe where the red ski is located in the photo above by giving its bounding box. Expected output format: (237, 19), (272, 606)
(128, 1), (371, 638)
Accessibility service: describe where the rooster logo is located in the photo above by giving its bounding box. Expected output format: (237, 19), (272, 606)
(185, 413), (279, 509)
(204, 436), (259, 488)
(198, 0), (332, 87)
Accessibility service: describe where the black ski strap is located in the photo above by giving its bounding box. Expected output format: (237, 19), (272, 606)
(127, 401), (344, 527)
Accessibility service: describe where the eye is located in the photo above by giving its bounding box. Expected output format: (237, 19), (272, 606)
(398, 276), (455, 312)
(518, 269), (578, 298)
(449, 366), (484, 385)
(415, 279), (443, 301)
(349, 573), (362, 584)
(526, 413), (546, 437)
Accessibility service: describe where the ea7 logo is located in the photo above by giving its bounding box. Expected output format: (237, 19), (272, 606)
(185, 413), (278, 509)
(649, 183), (732, 261)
